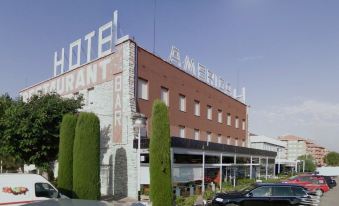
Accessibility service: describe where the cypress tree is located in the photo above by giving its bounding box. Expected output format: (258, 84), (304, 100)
(149, 100), (173, 206)
(57, 114), (77, 198)
(73, 112), (100, 200)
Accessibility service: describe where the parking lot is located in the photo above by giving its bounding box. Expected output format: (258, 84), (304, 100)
(319, 177), (339, 206)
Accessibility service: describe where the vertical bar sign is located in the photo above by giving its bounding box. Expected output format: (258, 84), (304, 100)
(113, 74), (122, 143)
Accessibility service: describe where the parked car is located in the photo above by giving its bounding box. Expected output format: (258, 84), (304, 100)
(314, 175), (337, 189)
(0, 173), (67, 205)
(282, 175), (329, 196)
(211, 183), (314, 206)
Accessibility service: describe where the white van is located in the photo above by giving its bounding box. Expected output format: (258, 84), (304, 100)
(0, 173), (66, 205)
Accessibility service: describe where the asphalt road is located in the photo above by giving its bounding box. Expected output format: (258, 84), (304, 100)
(320, 177), (339, 206)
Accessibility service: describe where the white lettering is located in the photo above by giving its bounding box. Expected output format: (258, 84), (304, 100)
(114, 110), (122, 126)
(207, 70), (215, 86)
(84, 31), (95, 62)
(49, 80), (57, 92)
(66, 74), (74, 92)
(42, 83), (50, 94)
(75, 70), (85, 89)
(69, 39), (81, 70)
(197, 63), (207, 81)
(219, 77), (226, 91)
(168, 46), (181, 68)
(184, 56), (195, 75)
(98, 21), (113, 58)
(54, 48), (65, 76)
(100, 58), (111, 80)
(115, 75), (121, 91)
(87, 64), (98, 85)
(115, 94), (121, 110)
(57, 77), (65, 94)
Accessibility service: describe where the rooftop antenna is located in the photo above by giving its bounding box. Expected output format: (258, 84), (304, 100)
(153, 0), (157, 54)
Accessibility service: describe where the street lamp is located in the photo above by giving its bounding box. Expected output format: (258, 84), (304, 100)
(133, 113), (146, 201)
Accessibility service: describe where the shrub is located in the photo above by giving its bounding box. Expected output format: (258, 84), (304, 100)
(57, 114), (77, 198)
(175, 195), (197, 206)
(73, 112), (100, 200)
(149, 100), (173, 206)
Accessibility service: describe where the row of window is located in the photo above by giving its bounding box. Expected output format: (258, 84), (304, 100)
(138, 78), (246, 130)
(178, 125), (246, 147)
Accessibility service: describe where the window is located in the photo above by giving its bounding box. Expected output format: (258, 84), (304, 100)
(242, 139), (246, 147)
(272, 186), (294, 197)
(291, 187), (307, 196)
(207, 132), (211, 142)
(217, 134), (222, 144)
(194, 100), (200, 116)
(235, 116), (239, 128)
(251, 186), (272, 197)
(179, 94), (186, 112)
(179, 125), (185, 138)
(194, 129), (200, 140)
(138, 79), (148, 100)
(242, 119), (246, 130)
(35, 183), (59, 198)
(87, 87), (94, 105)
(235, 138), (238, 146)
(227, 113), (231, 126)
(161, 87), (169, 106)
(217, 110), (223, 123)
(207, 105), (212, 120)
(227, 136), (231, 145)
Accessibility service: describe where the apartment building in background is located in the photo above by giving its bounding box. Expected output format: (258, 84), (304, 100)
(278, 135), (328, 167)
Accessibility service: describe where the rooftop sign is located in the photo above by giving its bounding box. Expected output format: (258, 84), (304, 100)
(168, 46), (246, 103)
(53, 10), (118, 77)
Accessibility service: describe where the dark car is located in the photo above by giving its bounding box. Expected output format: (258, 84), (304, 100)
(212, 183), (315, 206)
(316, 175), (336, 189)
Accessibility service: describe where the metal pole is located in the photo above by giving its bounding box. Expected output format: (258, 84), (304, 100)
(258, 158), (261, 179)
(137, 127), (141, 201)
(250, 156), (253, 179)
(202, 150), (205, 193)
(220, 153), (222, 191)
(265, 157), (268, 180)
(303, 160), (305, 173)
(233, 167), (236, 187)
(233, 154), (236, 187)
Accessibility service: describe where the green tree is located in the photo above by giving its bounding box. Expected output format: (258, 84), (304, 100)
(1, 93), (82, 170)
(58, 114), (77, 197)
(0, 94), (23, 171)
(298, 155), (316, 172)
(149, 100), (173, 206)
(73, 112), (100, 200)
(325, 152), (339, 166)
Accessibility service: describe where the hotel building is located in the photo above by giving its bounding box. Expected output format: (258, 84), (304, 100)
(20, 17), (276, 198)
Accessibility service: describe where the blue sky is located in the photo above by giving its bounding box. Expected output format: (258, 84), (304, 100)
(1, 0), (339, 151)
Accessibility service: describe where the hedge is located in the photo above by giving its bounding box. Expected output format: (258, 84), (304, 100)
(57, 114), (77, 198)
(73, 112), (100, 200)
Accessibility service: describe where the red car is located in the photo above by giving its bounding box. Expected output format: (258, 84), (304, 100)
(283, 175), (330, 196)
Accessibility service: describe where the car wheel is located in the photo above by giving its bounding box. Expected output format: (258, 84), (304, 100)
(315, 189), (323, 196)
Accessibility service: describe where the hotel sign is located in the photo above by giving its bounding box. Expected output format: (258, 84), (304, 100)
(53, 11), (118, 77)
(168, 46), (245, 103)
